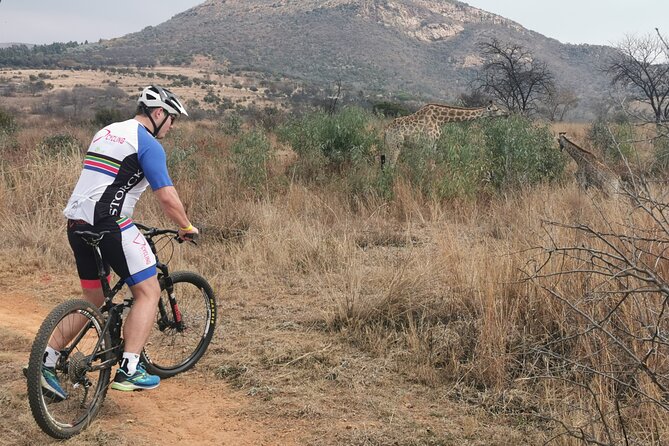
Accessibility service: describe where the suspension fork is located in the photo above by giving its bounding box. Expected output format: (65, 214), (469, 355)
(157, 262), (185, 332)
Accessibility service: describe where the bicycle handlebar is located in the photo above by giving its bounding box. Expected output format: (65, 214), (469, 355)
(75, 223), (198, 245)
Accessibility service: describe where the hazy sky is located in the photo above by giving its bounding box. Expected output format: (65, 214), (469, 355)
(465, 0), (666, 46)
(0, 0), (665, 46)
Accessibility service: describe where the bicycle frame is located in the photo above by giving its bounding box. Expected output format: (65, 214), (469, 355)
(68, 225), (184, 374)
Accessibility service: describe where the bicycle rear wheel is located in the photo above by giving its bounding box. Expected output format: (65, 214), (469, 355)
(142, 271), (217, 378)
(27, 299), (113, 439)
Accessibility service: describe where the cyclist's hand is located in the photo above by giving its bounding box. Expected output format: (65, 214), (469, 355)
(177, 225), (199, 244)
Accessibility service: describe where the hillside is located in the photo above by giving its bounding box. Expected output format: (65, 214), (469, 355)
(67, 0), (617, 117)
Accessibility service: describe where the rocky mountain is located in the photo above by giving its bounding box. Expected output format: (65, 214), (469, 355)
(78, 0), (619, 115)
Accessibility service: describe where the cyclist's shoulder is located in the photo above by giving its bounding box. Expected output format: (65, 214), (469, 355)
(91, 119), (140, 149)
(137, 127), (166, 158)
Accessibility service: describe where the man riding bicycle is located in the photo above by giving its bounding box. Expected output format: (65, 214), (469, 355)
(42, 85), (199, 399)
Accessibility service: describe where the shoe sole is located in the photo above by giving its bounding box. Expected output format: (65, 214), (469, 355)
(40, 375), (68, 401)
(111, 381), (160, 392)
(25, 366), (67, 401)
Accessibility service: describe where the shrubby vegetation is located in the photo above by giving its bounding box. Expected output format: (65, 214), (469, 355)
(277, 107), (379, 176)
(0, 107), (17, 134)
(94, 107), (126, 127)
(40, 133), (82, 156)
(397, 116), (566, 198)
(230, 130), (272, 195)
(588, 117), (636, 163)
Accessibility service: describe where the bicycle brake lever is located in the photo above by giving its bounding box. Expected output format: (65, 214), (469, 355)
(176, 233), (199, 245)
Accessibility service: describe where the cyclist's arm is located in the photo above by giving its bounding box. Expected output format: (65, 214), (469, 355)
(136, 128), (197, 235)
(153, 186), (197, 234)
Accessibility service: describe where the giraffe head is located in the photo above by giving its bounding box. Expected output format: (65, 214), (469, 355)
(484, 100), (508, 118)
(557, 132), (568, 150)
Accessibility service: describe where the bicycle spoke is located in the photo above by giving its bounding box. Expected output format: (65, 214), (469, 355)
(142, 271), (216, 377)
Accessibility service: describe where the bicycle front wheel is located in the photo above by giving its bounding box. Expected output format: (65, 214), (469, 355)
(141, 271), (217, 378)
(27, 299), (113, 439)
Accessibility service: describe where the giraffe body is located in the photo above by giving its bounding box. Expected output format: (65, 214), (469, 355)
(558, 133), (619, 195)
(382, 101), (506, 165)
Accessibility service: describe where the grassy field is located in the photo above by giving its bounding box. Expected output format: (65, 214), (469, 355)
(1, 85), (668, 445)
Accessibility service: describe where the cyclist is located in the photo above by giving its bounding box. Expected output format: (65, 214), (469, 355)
(42, 85), (199, 399)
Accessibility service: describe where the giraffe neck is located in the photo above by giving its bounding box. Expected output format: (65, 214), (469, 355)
(421, 104), (486, 124)
(560, 135), (595, 164)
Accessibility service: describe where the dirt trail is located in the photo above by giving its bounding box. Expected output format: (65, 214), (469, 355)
(0, 290), (296, 446)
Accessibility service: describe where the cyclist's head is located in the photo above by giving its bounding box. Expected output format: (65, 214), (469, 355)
(136, 85), (187, 137)
(137, 85), (188, 117)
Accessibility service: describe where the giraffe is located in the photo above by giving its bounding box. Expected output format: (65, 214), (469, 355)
(557, 132), (620, 195)
(381, 100), (507, 166)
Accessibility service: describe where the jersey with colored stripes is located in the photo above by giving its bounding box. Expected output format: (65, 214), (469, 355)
(63, 119), (173, 224)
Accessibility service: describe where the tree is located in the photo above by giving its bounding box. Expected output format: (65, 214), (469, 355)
(457, 90), (491, 108)
(541, 87), (580, 122)
(606, 32), (669, 124)
(473, 38), (555, 115)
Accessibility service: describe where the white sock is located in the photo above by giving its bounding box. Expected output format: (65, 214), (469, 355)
(43, 346), (60, 368)
(120, 352), (140, 375)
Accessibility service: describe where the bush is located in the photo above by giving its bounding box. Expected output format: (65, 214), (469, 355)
(588, 119), (635, 163)
(482, 115), (565, 189)
(277, 106), (379, 172)
(653, 134), (669, 172)
(0, 107), (17, 134)
(399, 116), (566, 198)
(40, 133), (81, 156)
(93, 107), (125, 127)
(438, 124), (491, 198)
(230, 130), (272, 194)
(220, 112), (242, 136)
(372, 101), (410, 117)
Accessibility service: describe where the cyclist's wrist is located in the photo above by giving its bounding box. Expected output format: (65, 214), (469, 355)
(180, 224), (194, 232)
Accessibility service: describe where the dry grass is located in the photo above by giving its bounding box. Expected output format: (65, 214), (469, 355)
(1, 115), (668, 445)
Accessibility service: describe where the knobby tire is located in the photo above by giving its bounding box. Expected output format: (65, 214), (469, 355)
(141, 271), (217, 378)
(27, 299), (112, 439)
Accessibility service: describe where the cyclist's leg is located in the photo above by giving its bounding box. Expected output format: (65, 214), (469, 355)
(100, 218), (159, 356)
(123, 277), (160, 354)
(47, 220), (110, 352)
(102, 219), (161, 390)
(111, 276), (161, 390)
(30, 221), (111, 400)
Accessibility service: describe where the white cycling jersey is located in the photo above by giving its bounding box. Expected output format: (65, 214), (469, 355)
(64, 118), (173, 224)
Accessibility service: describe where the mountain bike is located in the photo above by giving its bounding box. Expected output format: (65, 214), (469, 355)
(25, 223), (217, 439)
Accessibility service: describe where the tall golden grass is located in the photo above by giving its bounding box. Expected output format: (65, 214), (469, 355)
(2, 118), (667, 445)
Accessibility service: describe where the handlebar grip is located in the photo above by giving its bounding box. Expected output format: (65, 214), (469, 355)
(178, 232), (199, 245)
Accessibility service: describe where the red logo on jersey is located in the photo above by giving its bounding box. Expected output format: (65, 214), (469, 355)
(92, 129), (126, 145)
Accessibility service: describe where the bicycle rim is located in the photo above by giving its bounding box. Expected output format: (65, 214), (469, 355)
(142, 271), (216, 377)
(27, 299), (112, 439)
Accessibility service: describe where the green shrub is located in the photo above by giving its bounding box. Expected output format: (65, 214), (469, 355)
(166, 146), (197, 176)
(588, 119), (635, 162)
(372, 101), (410, 117)
(437, 123), (491, 198)
(482, 115), (565, 189)
(277, 106), (378, 171)
(0, 107), (16, 134)
(231, 130), (271, 194)
(399, 116), (565, 198)
(40, 133), (81, 156)
(653, 134), (669, 172)
(220, 112), (242, 136)
(93, 107), (125, 127)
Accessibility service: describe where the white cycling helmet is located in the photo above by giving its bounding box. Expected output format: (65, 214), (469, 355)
(138, 85), (188, 117)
